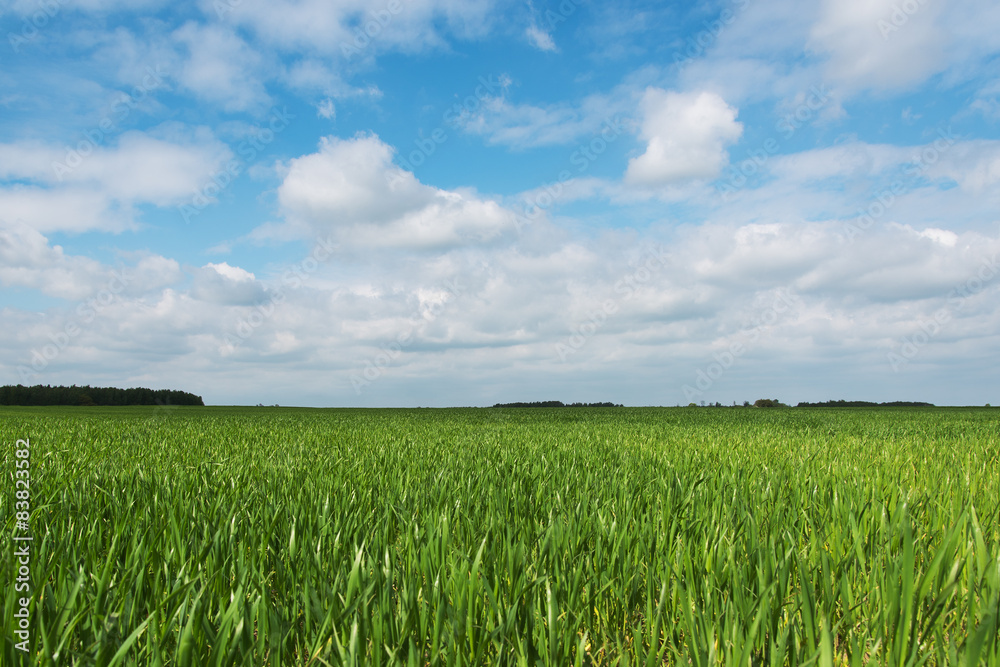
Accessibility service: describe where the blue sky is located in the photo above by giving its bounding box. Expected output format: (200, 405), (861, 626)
(1, 0), (999, 406)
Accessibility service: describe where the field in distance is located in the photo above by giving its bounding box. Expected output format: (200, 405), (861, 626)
(2, 406), (998, 665)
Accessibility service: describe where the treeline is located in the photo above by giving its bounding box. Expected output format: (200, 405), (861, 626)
(492, 401), (623, 408)
(796, 400), (935, 407)
(0, 385), (204, 407)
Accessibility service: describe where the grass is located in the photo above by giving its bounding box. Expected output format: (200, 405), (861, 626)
(2, 406), (998, 665)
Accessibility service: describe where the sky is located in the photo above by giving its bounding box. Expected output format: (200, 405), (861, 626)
(1, 0), (998, 407)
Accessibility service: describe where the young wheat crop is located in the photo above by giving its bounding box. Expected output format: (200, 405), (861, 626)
(2, 406), (998, 665)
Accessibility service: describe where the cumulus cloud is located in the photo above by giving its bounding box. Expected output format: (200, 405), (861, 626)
(5, 217), (999, 405)
(0, 128), (232, 233)
(173, 22), (272, 113)
(0, 220), (182, 300)
(625, 89), (743, 187)
(0, 222), (106, 299)
(190, 262), (270, 305)
(262, 133), (512, 249)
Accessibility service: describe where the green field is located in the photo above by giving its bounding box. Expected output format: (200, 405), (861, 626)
(2, 406), (999, 665)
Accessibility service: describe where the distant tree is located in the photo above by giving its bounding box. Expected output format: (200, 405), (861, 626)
(753, 398), (786, 408)
(796, 400), (934, 408)
(493, 401), (622, 408)
(0, 384), (204, 406)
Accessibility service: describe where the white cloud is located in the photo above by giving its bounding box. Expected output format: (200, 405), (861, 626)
(211, 0), (497, 57)
(915, 227), (958, 247)
(4, 0), (1000, 407)
(264, 133), (512, 249)
(968, 79), (1000, 121)
(751, 137), (1000, 222)
(927, 139), (1000, 194)
(970, 97), (1000, 121)
(6, 217), (999, 406)
(131, 255), (186, 293)
(0, 128), (232, 233)
(805, 0), (1000, 94)
(625, 89), (743, 187)
(172, 22), (272, 113)
(808, 0), (947, 92)
(206, 262), (255, 283)
(0, 186), (126, 234)
(317, 98), (336, 119)
(668, 0), (829, 109)
(765, 142), (900, 183)
(672, 0), (1000, 109)
(0, 220), (181, 300)
(190, 262), (269, 305)
(454, 97), (576, 147)
(451, 82), (633, 149)
(3, 0), (166, 11)
(72, 130), (232, 204)
(701, 136), (1000, 244)
(525, 25), (556, 52)
(0, 221), (105, 299)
